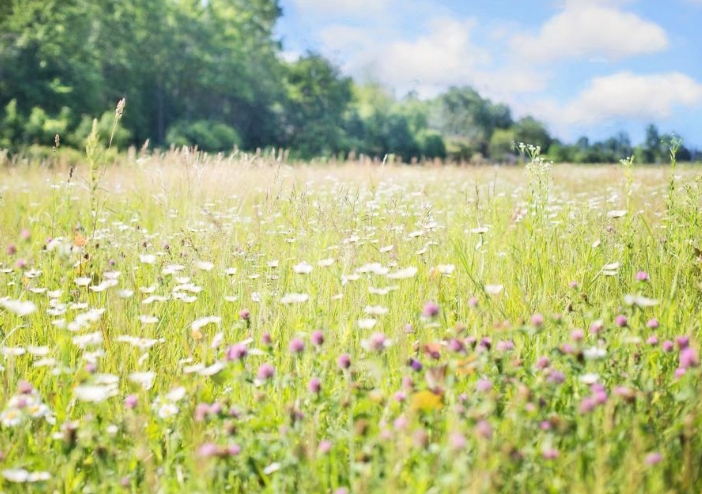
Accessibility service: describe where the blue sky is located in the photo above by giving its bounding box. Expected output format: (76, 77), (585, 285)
(275, 0), (702, 147)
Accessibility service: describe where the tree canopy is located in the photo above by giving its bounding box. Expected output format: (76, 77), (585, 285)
(0, 1), (697, 163)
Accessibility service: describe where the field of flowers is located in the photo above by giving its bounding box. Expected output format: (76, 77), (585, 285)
(0, 150), (701, 493)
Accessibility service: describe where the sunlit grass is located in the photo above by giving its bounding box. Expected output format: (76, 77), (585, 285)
(0, 151), (701, 492)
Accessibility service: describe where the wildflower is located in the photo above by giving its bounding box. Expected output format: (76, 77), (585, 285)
(262, 332), (273, 346)
(337, 353), (351, 369)
(307, 377), (321, 394)
(422, 301), (440, 318)
(408, 358), (423, 372)
(662, 340), (674, 352)
(646, 318), (660, 329)
(535, 356), (550, 370)
(645, 452), (662, 465)
(674, 368), (687, 379)
(496, 340), (514, 352)
(475, 420), (493, 440)
(568, 281), (578, 289)
(289, 338), (305, 354)
(589, 320), (604, 335)
(393, 415), (408, 430)
(311, 330), (324, 346)
(124, 395), (138, 409)
(197, 442), (220, 458)
(74, 384), (118, 403)
(448, 338), (465, 353)
(679, 347), (699, 369)
(579, 397), (597, 414)
(636, 271), (649, 282)
(571, 329), (584, 342)
(449, 432), (467, 450)
(157, 402), (179, 419)
(468, 296), (478, 308)
(676, 336), (690, 350)
(542, 448), (559, 459)
(362, 332), (390, 352)
(531, 313), (544, 327)
(646, 335), (659, 346)
(257, 363), (275, 381)
(476, 379), (492, 393)
(394, 391), (406, 402)
(281, 293), (309, 304)
(225, 343), (248, 361)
(318, 440), (332, 454)
(614, 315), (627, 328)
(547, 370), (565, 385)
(6, 244), (16, 256)
(239, 309), (250, 321)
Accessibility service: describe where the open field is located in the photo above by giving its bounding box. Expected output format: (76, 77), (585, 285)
(1, 153), (701, 493)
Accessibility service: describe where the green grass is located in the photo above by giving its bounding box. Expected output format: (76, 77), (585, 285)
(0, 151), (701, 493)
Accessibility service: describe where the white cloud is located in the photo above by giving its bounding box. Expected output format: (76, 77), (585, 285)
(511, 3), (668, 63)
(318, 17), (546, 100)
(530, 72), (702, 127)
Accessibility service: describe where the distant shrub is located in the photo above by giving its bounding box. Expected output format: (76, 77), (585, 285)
(166, 120), (241, 152)
(71, 111), (132, 150)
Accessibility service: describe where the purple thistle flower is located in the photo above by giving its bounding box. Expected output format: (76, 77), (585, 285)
(535, 356), (550, 370)
(20, 229), (31, 241)
(475, 420), (493, 440)
(368, 332), (388, 352)
(614, 315), (628, 328)
(408, 358), (423, 372)
(662, 340), (674, 352)
(225, 343), (248, 361)
(394, 391), (406, 402)
(646, 318), (660, 329)
(531, 313), (544, 327)
(542, 448), (559, 459)
(195, 403), (210, 422)
(124, 394), (138, 410)
(676, 336), (690, 350)
(476, 378), (492, 393)
(307, 377), (322, 394)
(636, 271), (649, 282)
(225, 444), (241, 456)
(261, 332), (273, 346)
(645, 452), (662, 465)
(589, 320), (604, 335)
(547, 370), (565, 385)
(422, 301), (440, 318)
(6, 244), (16, 256)
(496, 340), (514, 352)
(568, 281), (578, 289)
(579, 396), (597, 414)
(311, 330), (324, 346)
(17, 380), (34, 394)
(571, 329), (585, 342)
(449, 432), (467, 450)
(646, 335), (659, 346)
(289, 337), (305, 354)
(318, 440), (332, 454)
(239, 309), (250, 321)
(675, 368), (687, 379)
(337, 353), (351, 370)
(197, 442), (220, 458)
(393, 415), (408, 430)
(467, 296), (478, 308)
(679, 347), (699, 369)
(448, 338), (465, 353)
(257, 363), (275, 381)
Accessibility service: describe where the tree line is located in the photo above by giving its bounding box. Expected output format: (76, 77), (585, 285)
(0, 0), (697, 163)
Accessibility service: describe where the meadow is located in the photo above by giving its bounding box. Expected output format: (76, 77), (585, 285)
(0, 148), (701, 493)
